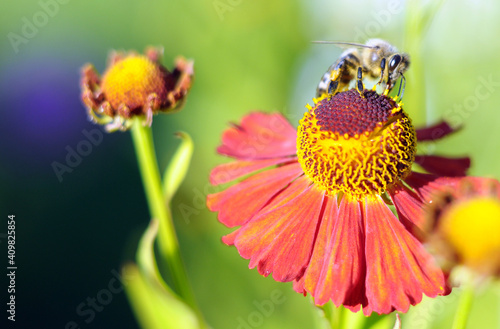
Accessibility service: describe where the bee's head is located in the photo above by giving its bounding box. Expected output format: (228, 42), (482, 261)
(388, 53), (410, 80)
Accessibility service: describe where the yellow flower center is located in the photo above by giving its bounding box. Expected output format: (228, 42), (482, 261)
(101, 55), (167, 110)
(439, 197), (500, 269)
(297, 90), (416, 199)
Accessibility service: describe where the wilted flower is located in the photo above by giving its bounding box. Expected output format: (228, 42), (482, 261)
(207, 89), (470, 315)
(424, 176), (500, 277)
(80, 47), (193, 131)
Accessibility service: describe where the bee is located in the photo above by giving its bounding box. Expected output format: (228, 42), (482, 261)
(315, 39), (410, 99)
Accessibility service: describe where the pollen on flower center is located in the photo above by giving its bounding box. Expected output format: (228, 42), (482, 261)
(101, 55), (168, 110)
(297, 89), (416, 199)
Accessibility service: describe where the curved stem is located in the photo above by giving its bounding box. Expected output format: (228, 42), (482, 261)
(130, 119), (205, 325)
(452, 283), (474, 329)
(403, 0), (447, 126)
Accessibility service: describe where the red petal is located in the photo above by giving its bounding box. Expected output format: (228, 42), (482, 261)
(233, 176), (324, 282)
(389, 183), (426, 235)
(221, 230), (238, 246)
(209, 157), (296, 185)
(207, 163), (303, 227)
(293, 276), (307, 295)
(415, 155), (471, 177)
(363, 197), (446, 315)
(303, 195), (366, 312)
(415, 121), (458, 141)
(217, 112), (297, 160)
(404, 172), (460, 202)
(463, 177), (500, 198)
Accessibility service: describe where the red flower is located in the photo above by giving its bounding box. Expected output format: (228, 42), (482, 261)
(207, 90), (470, 315)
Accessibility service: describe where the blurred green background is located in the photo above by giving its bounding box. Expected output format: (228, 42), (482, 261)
(1, 0), (499, 328)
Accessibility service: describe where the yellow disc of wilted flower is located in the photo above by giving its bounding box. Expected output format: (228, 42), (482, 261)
(101, 56), (169, 111)
(442, 198), (500, 267)
(80, 47), (194, 131)
(207, 89), (471, 315)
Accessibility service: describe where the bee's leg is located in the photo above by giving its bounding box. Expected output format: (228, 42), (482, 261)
(356, 67), (364, 97)
(396, 74), (406, 101)
(326, 60), (344, 99)
(376, 58), (386, 90)
(383, 78), (393, 96)
(327, 79), (339, 98)
(324, 51), (360, 98)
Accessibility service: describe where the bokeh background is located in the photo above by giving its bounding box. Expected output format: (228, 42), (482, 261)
(1, 0), (500, 328)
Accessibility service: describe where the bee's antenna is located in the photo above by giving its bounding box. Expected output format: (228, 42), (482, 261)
(311, 41), (374, 49)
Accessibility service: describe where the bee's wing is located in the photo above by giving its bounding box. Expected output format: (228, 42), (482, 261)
(311, 41), (375, 49)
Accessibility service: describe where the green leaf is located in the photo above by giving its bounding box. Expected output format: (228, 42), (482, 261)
(123, 263), (200, 329)
(123, 218), (202, 329)
(136, 218), (170, 290)
(163, 132), (194, 202)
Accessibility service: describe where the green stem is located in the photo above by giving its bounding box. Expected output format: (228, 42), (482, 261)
(403, 0), (447, 126)
(321, 302), (343, 329)
(321, 303), (365, 329)
(452, 283), (474, 329)
(130, 119), (203, 324)
(346, 310), (367, 329)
